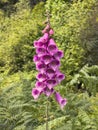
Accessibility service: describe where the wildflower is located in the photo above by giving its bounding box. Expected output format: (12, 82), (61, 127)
(32, 24), (67, 109)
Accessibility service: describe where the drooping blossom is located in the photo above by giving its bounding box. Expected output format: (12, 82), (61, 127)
(32, 24), (67, 109)
(55, 92), (67, 109)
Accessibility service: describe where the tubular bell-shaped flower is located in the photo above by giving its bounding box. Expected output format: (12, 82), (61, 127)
(44, 88), (54, 97)
(46, 79), (57, 89)
(47, 39), (58, 55)
(36, 62), (46, 72)
(35, 81), (46, 92)
(49, 59), (60, 71)
(36, 47), (46, 56)
(42, 54), (52, 64)
(36, 73), (47, 82)
(32, 24), (67, 109)
(46, 68), (55, 78)
(32, 88), (40, 100)
(33, 55), (40, 64)
(54, 50), (64, 60)
(56, 72), (65, 83)
(55, 92), (67, 109)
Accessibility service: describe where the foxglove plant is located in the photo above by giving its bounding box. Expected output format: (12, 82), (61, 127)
(32, 24), (67, 109)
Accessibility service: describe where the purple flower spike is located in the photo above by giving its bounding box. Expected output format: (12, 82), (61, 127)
(54, 50), (64, 60)
(35, 81), (46, 92)
(32, 88), (40, 100)
(46, 79), (57, 89)
(55, 92), (67, 109)
(36, 62), (46, 72)
(49, 59), (60, 71)
(46, 68), (55, 78)
(36, 73), (47, 82)
(36, 47), (46, 56)
(42, 54), (52, 64)
(32, 24), (67, 109)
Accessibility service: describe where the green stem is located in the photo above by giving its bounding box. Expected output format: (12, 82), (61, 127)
(46, 10), (50, 26)
(46, 98), (49, 130)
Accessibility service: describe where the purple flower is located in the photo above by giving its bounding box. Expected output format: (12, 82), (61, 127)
(46, 68), (55, 78)
(32, 88), (40, 100)
(46, 79), (57, 89)
(38, 37), (45, 44)
(36, 62), (46, 72)
(34, 41), (43, 48)
(36, 73), (47, 82)
(43, 88), (54, 97)
(49, 59), (60, 71)
(54, 50), (64, 60)
(47, 39), (58, 55)
(34, 41), (38, 48)
(36, 47), (46, 56)
(42, 54), (52, 65)
(55, 92), (67, 109)
(48, 38), (56, 45)
(33, 55), (40, 64)
(35, 81), (46, 92)
(41, 33), (49, 43)
(56, 72), (65, 83)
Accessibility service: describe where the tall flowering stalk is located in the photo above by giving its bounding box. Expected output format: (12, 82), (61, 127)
(32, 11), (67, 130)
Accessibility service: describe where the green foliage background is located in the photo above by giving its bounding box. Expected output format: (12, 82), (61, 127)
(0, 0), (98, 130)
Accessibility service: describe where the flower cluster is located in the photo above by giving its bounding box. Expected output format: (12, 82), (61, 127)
(32, 24), (67, 109)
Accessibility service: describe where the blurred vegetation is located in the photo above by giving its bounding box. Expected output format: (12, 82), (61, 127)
(0, 0), (98, 130)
